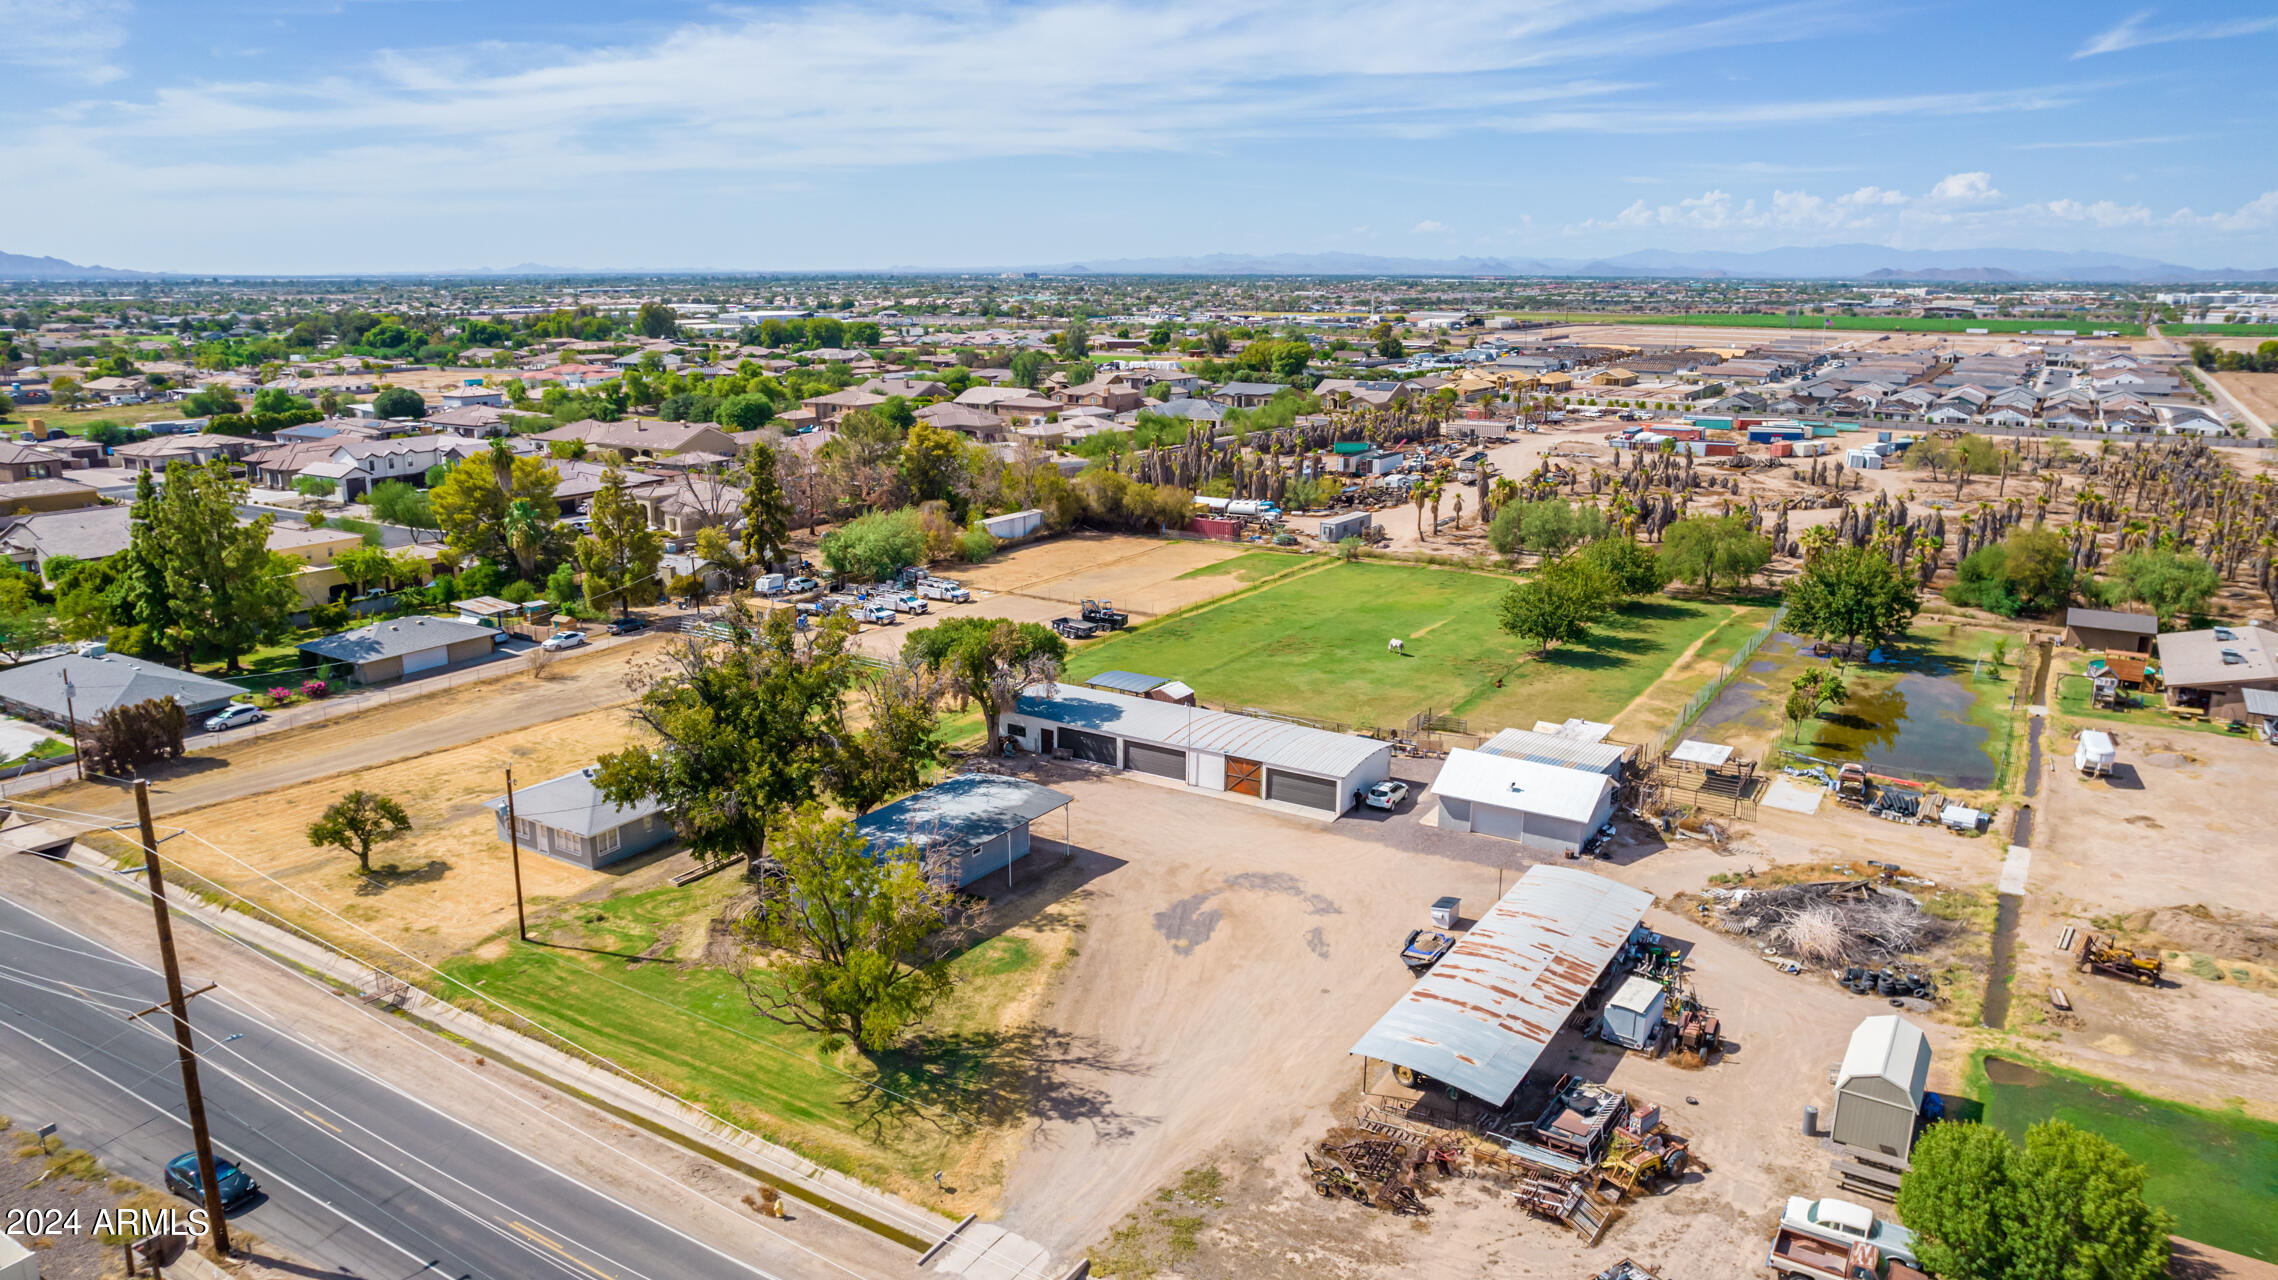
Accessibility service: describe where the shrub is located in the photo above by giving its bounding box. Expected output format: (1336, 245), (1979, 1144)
(308, 601), (352, 631)
(301, 679), (328, 699)
(267, 686), (295, 704)
(79, 696), (186, 775)
(958, 525), (998, 563)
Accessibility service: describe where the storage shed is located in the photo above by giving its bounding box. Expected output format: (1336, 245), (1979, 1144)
(1832, 1015), (1931, 1158)
(1598, 974), (1668, 1051)
(1081, 670), (1196, 705)
(857, 773), (1073, 888)
(1349, 866), (1652, 1106)
(1316, 510), (1373, 543)
(980, 508), (1044, 541)
(2063, 607), (2156, 654)
(1001, 684), (1390, 815)
(1425, 748), (1615, 854)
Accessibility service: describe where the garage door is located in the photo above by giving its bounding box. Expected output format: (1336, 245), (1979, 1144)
(1060, 728), (1118, 766)
(1266, 769), (1338, 811)
(1125, 741), (1186, 780)
(1225, 757), (1264, 797)
(1473, 802), (1526, 841)
(402, 646), (450, 675)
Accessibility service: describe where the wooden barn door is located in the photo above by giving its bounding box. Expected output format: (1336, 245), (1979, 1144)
(1226, 757), (1264, 796)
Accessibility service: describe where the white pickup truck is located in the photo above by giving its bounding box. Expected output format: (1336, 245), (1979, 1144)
(1765, 1197), (1925, 1280)
(917, 579), (970, 603)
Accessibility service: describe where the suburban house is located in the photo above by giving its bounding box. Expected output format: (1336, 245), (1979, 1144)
(2063, 607), (2157, 654)
(440, 385), (507, 409)
(422, 405), (513, 437)
(265, 521), (431, 607)
(2156, 623), (2278, 719)
(1138, 396), (1228, 429)
(484, 765), (673, 869)
(298, 615), (500, 684)
(0, 652), (243, 730)
(245, 436), (486, 499)
(0, 477), (101, 513)
(109, 433), (265, 473)
(532, 419), (736, 458)
(630, 473), (744, 538)
(0, 443), (64, 483)
(914, 402), (1013, 442)
(0, 505), (133, 579)
(801, 388), (889, 424)
(953, 386), (1060, 423)
(1207, 382), (1284, 409)
(1055, 376), (1144, 413)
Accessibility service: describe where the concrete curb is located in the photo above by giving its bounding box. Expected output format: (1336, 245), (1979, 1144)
(59, 845), (953, 1254)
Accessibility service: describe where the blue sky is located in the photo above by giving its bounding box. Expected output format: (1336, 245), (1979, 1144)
(4, 0), (2276, 273)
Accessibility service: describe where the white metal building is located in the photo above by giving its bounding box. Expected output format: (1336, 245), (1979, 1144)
(1001, 684), (1392, 815)
(1477, 726), (1629, 776)
(1426, 748), (1616, 853)
(1832, 1014), (1931, 1158)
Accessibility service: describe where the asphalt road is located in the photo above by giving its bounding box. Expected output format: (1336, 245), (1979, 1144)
(0, 889), (794, 1280)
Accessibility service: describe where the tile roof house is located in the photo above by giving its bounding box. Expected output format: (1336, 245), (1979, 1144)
(110, 434), (264, 473)
(915, 402), (1014, 442)
(532, 419), (736, 458)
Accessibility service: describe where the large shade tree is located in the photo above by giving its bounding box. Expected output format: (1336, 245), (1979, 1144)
(901, 617), (1066, 757)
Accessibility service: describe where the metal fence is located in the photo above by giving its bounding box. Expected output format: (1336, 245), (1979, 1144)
(1639, 605), (1786, 764)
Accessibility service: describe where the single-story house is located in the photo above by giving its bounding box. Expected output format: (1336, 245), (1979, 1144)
(298, 615), (500, 684)
(915, 402), (1014, 443)
(855, 773), (1075, 889)
(533, 419), (737, 458)
(2063, 607), (2157, 654)
(0, 478), (102, 514)
(484, 765), (671, 869)
(0, 652), (243, 730)
(109, 433), (263, 473)
(0, 505), (131, 577)
(2156, 622), (2278, 718)
(1425, 748), (1615, 854)
(0, 442), (64, 484)
(1207, 382), (1284, 409)
(440, 385), (507, 409)
(1000, 684), (1391, 816)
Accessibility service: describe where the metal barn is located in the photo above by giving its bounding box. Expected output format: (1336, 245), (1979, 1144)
(1832, 1015), (1931, 1158)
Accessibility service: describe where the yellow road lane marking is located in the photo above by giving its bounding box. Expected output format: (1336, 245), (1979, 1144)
(505, 1219), (617, 1280)
(300, 1109), (343, 1135)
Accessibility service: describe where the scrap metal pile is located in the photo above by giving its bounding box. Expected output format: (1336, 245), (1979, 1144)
(1708, 878), (1953, 970)
(1303, 1127), (1457, 1216)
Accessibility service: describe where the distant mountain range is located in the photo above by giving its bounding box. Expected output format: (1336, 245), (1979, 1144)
(6, 243), (2275, 284)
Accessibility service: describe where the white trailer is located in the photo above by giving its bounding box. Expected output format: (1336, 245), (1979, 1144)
(2074, 729), (2115, 778)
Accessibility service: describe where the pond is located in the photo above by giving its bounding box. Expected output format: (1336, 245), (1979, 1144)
(1693, 634), (2002, 788)
(1978, 1055), (2278, 1260)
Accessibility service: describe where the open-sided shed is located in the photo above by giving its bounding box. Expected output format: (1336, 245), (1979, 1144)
(856, 773), (1073, 889)
(1348, 866), (1652, 1106)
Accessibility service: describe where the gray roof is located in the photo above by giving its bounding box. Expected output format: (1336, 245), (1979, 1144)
(298, 615), (497, 664)
(2157, 623), (2278, 690)
(0, 504), (133, 565)
(0, 652), (243, 720)
(1475, 727), (1628, 775)
(1083, 670), (1171, 695)
(1214, 382), (1284, 397)
(857, 774), (1073, 857)
(2065, 607), (2157, 636)
(1013, 684), (1388, 779)
(1348, 865), (1649, 1106)
(1139, 398), (1227, 421)
(484, 766), (663, 838)
(2241, 687), (2278, 717)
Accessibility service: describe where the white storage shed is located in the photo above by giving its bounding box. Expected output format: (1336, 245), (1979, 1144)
(1598, 973), (1668, 1050)
(1001, 684), (1391, 816)
(1426, 748), (1615, 854)
(1832, 1015), (1931, 1158)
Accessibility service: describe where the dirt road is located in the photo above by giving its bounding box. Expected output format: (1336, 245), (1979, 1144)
(21, 635), (662, 824)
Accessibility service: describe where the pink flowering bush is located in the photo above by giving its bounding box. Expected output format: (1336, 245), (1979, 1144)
(301, 679), (329, 699)
(268, 686), (295, 703)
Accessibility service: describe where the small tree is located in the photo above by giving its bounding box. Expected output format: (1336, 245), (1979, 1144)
(79, 696), (187, 776)
(294, 475), (337, 499)
(1786, 544), (1921, 651)
(2105, 547), (2219, 626)
(1580, 535), (1668, 597)
(1898, 1120), (2171, 1280)
(1497, 558), (1611, 653)
(1659, 515), (1770, 594)
(306, 790), (413, 873)
(371, 387), (426, 420)
(730, 803), (962, 1053)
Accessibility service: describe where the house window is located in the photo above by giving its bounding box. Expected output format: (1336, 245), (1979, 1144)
(593, 827), (620, 857)
(516, 817), (537, 842)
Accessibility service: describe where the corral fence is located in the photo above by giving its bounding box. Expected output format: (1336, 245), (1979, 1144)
(1639, 605), (1787, 765)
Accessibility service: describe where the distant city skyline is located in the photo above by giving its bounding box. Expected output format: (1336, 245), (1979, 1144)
(3, 0), (2275, 274)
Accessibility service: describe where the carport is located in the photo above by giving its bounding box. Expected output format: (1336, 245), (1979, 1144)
(1000, 684), (1391, 816)
(856, 773), (1075, 889)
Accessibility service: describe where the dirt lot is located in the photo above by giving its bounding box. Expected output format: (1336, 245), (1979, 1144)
(846, 533), (1253, 657)
(2010, 722), (2278, 1115)
(2213, 370), (2278, 425)
(985, 763), (1978, 1275)
(21, 636), (661, 826)
(96, 706), (673, 968)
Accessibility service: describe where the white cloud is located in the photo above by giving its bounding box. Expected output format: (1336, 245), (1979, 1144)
(1839, 186), (1907, 207)
(1411, 219), (1449, 233)
(2075, 8), (2278, 57)
(1928, 172), (2001, 203)
(2043, 199), (2153, 228)
(0, 0), (131, 83)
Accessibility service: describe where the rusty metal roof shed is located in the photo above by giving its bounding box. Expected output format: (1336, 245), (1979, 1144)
(1348, 865), (1651, 1106)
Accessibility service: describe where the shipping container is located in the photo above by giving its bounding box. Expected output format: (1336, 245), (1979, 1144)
(1811, 424), (1839, 437)
(1769, 442), (1794, 457)
(1187, 516), (1241, 541)
(1691, 417), (1734, 431)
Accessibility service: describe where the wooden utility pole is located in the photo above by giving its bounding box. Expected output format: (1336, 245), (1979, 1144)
(63, 665), (83, 781)
(503, 768), (527, 941)
(134, 780), (231, 1257)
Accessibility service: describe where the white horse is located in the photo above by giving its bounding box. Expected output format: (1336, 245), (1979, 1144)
(1387, 638), (1404, 654)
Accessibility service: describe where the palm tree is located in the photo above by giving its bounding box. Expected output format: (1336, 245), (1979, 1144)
(1412, 484), (1429, 542)
(1427, 481), (1445, 540)
(502, 498), (548, 581)
(487, 437), (517, 495)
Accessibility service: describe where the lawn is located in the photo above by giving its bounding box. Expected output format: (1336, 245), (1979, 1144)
(1, 403), (198, 436)
(2166, 323), (2278, 336)
(1063, 559), (1763, 735)
(439, 872), (1068, 1205)
(1969, 1051), (2278, 1261)
(2049, 661), (2242, 739)
(1498, 312), (2144, 336)
(1174, 550), (1313, 584)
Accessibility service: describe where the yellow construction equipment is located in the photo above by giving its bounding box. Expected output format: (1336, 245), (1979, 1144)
(2076, 933), (2162, 986)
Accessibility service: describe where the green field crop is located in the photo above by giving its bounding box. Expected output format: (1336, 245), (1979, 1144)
(1501, 312), (2145, 337)
(2167, 323), (2278, 336)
